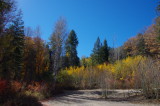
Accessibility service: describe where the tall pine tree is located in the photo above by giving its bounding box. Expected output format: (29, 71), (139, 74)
(65, 30), (79, 67)
(91, 37), (109, 65)
(11, 11), (25, 80)
(136, 33), (146, 56)
(100, 39), (109, 63)
(91, 37), (102, 65)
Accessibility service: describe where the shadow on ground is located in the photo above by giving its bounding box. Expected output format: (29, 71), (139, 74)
(49, 89), (147, 104)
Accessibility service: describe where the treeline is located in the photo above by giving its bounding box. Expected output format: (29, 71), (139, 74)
(81, 17), (160, 66)
(1, 0), (159, 84)
(81, 18), (160, 67)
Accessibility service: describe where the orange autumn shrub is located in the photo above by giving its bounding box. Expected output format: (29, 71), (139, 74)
(27, 82), (42, 92)
(11, 81), (22, 92)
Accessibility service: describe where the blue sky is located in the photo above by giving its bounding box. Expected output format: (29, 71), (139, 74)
(16, 0), (157, 57)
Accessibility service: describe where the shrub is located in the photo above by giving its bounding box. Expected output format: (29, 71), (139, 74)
(24, 90), (45, 100)
(136, 58), (160, 99)
(56, 70), (74, 89)
(57, 55), (160, 99)
(11, 81), (22, 92)
(113, 56), (146, 88)
(27, 82), (42, 92)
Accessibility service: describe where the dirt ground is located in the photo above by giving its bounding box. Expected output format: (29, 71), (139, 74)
(41, 89), (160, 106)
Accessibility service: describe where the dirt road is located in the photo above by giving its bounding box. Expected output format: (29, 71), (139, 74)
(41, 89), (159, 106)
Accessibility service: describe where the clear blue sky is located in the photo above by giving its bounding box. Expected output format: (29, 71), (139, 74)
(16, 0), (157, 58)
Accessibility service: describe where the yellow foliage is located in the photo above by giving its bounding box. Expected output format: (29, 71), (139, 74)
(58, 55), (147, 89)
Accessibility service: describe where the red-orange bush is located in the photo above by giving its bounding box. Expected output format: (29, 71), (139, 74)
(27, 82), (41, 92)
(11, 81), (22, 92)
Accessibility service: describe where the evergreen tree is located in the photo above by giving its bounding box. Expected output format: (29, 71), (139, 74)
(92, 37), (101, 53)
(91, 37), (102, 65)
(11, 11), (25, 80)
(136, 33), (146, 56)
(91, 37), (109, 65)
(100, 39), (109, 63)
(65, 30), (79, 67)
